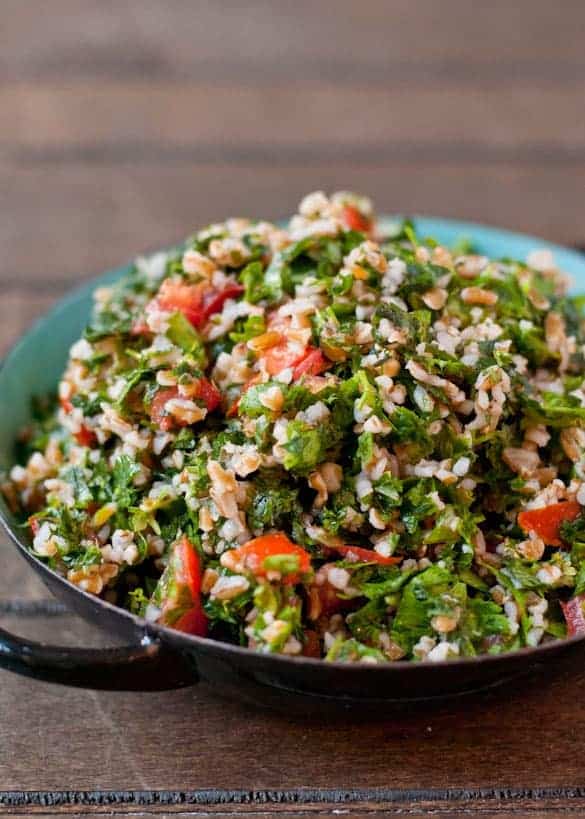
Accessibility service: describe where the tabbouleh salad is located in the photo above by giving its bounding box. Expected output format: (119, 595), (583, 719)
(5, 191), (585, 664)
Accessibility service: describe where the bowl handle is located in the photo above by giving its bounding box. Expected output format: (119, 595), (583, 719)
(0, 624), (199, 690)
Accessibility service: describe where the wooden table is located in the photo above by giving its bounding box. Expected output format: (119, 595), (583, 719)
(2, 2), (585, 815)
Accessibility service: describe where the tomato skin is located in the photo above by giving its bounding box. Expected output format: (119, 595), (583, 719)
(150, 387), (183, 432)
(517, 501), (582, 547)
(561, 595), (585, 637)
(156, 279), (243, 329)
(292, 347), (329, 380)
(341, 204), (372, 234)
(74, 425), (97, 447)
(60, 397), (74, 414)
(60, 397), (97, 446)
(263, 339), (307, 376)
(262, 343), (330, 380)
(151, 380), (221, 430)
(174, 606), (208, 635)
(157, 279), (206, 328)
(328, 544), (401, 566)
(225, 532), (311, 584)
(201, 283), (244, 321)
(159, 535), (207, 637)
(192, 378), (221, 412)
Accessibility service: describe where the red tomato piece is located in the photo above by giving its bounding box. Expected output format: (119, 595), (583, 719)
(226, 400), (239, 418)
(157, 279), (206, 328)
(60, 397), (74, 414)
(173, 606), (209, 635)
(226, 532), (312, 584)
(74, 425), (97, 447)
(517, 501), (582, 547)
(192, 377), (222, 412)
(328, 543), (401, 566)
(29, 517), (40, 536)
(292, 347), (330, 380)
(561, 595), (585, 638)
(60, 397), (96, 445)
(262, 339), (307, 376)
(341, 204), (372, 234)
(258, 315), (305, 375)
(159, 536), (207, 637)
(201, 283), (244, 322)
(150, 387), (182, 432)
(151, 380), (220, 430)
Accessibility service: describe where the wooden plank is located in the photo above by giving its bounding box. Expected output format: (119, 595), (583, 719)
(2, 82), (585, 153)
(1, 639), (585, 792)
(1, 795), (585, 817)
(1, 0), (585, 806)
(0, 163), (584, 302)
(2, 0), (585, 82)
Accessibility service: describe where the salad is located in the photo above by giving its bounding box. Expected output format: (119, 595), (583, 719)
(4, 190), (585, 664)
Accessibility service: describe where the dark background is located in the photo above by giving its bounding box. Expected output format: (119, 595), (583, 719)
(1, 3), (585, 814)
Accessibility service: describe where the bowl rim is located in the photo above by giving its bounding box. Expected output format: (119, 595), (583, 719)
(2, 214), (585, 674)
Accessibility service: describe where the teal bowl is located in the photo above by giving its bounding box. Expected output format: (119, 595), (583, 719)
(1, 217), (585, 703)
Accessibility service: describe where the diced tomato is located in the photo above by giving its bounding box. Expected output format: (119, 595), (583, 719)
(257, 315), (302, 375)
(561, 595), (585, 638)
(341, 204), (372, 234)
(191, 377), (222, 412)
(257, 312), (329, 379)
(302, 629), (321, 658)
(29, 516), (40, 536)
(60, 397), (74, 414)
(159, 535), (207, 637)
(226, 400), (239, 419)
(327, 543), (401, 566)
(157, 278), (206, 328)
(292, 347), (330, 380)
(173, 606), (208, 635)
(60, 397), (96, 445)
(150, 387), (182, 432)
(225, 532), (312, 584)
(262, 339), (307, 376)
(74, 424), (97, 447)
(201, 283), (244, 322)
(151, 380), (220, 430)
(517, 501), (582, 547)
(156, 279), (243, 329)
(263, 343), (330, 380)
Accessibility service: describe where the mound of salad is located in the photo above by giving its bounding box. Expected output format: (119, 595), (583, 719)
(5, 190), (585, 664)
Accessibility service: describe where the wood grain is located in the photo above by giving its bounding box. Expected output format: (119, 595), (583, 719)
(3, 793), (585, 817)
(3, 0), (585, 80)
(0, 604), (585, 794)
(3, 82), (584, 152)
(2, 1), (585, 813)
(1, 162), (584, 305)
